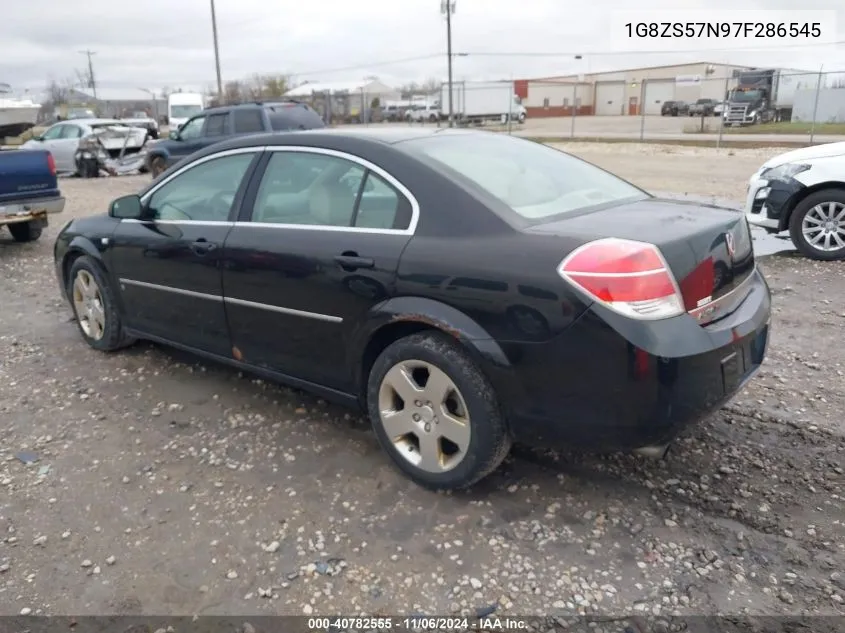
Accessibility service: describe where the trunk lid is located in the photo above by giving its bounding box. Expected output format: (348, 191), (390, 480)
(0, 149), (59, 204)
(528, 198), (755, 324)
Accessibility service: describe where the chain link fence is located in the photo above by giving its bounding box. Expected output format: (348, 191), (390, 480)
(303, 71), (844, 146)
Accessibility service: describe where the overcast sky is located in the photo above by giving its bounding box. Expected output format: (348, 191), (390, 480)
(2, 0), (844, 97)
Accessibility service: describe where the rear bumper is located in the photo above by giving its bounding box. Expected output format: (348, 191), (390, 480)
(487, 268), (771, 451)
(0, 196), (65, 224)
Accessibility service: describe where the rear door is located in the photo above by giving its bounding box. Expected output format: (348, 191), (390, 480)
(108, 148), (262, 356)
(221, 147), (417, 391)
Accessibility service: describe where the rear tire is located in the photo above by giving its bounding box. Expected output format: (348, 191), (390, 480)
(367, 331), (511, 490)
(67, 256), (137, 351)
(9, 221), (42, 243)
(788, 188), (845, 261)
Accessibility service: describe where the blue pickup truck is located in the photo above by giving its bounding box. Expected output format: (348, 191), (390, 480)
(0, 149), (65, 242)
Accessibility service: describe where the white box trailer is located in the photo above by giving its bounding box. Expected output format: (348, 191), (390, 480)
(441, 81), (525, 124)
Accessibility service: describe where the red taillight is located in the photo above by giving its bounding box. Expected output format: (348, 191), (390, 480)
(46, 152), (56, 176)
(557, 238), (684, 320)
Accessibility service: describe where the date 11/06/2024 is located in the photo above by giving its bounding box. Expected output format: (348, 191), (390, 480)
(623, 21), (823, 39)
(307, 616), (530, 631)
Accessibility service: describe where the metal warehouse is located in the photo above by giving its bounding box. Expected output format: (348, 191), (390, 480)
(516, 62), (756, 117)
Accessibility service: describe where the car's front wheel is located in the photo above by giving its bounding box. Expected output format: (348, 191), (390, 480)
(789, 189), (845, 261)
(367, 331), (511, 490)
(8, 220), (42, 243)
(68, 256), (136, 351)
(150, 155), (167, 178)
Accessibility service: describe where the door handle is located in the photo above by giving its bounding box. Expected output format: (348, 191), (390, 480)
(334, 252), (374, 270)
(190, 239), (217, 255)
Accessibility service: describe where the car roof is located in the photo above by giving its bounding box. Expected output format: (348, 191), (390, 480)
(202, 101), (307, 115)
(55, 118), (120, 126)
(214, 126), (480, 149)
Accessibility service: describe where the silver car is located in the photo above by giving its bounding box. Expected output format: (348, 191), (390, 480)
(21, 118), (148, 175)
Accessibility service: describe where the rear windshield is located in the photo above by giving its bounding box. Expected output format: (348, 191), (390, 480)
(268, 105), (326, 131)
(402, 134), (648, 222)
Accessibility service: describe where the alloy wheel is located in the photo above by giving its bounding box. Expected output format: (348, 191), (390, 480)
(801, 201), (845, 253)
(377, 360), (471, 473)
(72, 269), (106, 340)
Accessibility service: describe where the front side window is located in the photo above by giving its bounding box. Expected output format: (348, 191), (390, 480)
(41, 124), (65, 140)
(147, 153), (255, 222)
(178, 116), (205, 140)
(403, 134), (647, 223)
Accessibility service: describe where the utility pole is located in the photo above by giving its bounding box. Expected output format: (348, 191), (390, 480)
(210, 0), (223, 102)
(79, 50), (97, 99)
(440, 0), (456, 127)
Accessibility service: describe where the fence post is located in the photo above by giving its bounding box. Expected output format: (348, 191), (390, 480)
(507, 81), (513, 134)
(717, 76), (728, 151)
(639, 79), (646, 141)
(570, 82), (577, 139)
(809, 66), (824, 144)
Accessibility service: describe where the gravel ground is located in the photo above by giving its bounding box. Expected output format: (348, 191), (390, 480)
(1, 143), (843, 620)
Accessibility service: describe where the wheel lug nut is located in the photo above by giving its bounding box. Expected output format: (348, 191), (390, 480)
(424, 423), (431, 432)
(414, 400), (422, 407)
(413, 413), (420, 421)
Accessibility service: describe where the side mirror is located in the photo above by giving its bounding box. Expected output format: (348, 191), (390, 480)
(109, 194), (144, 220)
(168, 130), (180, 140)
(31, 135), (44, 142)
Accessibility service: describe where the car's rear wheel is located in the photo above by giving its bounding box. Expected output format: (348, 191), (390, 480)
(68, 256), (136, 351)
(8, 220), (42, 243)
(367, 331), (511, 490)
(788, 189), (845, 261)
(150, 155), (166, 178)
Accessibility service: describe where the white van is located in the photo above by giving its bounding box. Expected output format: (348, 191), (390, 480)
(167, 93), (205, 130)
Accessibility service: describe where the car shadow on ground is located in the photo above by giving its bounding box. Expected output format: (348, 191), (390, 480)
(116, 338), (842, 545)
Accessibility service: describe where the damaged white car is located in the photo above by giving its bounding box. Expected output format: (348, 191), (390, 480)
(20, 118), (152, 177)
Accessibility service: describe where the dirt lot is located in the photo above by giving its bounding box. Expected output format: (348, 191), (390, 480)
(1, 143), (843, 621)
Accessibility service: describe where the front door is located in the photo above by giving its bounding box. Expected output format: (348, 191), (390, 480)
(222, 147), (415, 391)
(628, 97), (639, 116)
(108, 148), (261, 357)
(35, 124), (75, 172)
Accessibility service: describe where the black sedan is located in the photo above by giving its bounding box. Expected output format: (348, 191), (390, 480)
(54, 128), (771, 491)
(661, 100), (689, 116)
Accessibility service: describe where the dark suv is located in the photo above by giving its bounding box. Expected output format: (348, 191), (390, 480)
(146, 101), (325, 177)
(660, 100), (689, 116)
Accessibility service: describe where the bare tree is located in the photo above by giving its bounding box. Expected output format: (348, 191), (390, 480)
(47, 79), (71, 106)
(223, 80), (243, 104)
(420, 77), (441, 94)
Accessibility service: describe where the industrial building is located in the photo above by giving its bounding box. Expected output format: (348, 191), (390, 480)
(516, 62), (756, 117)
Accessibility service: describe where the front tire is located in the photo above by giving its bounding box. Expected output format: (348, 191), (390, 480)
(367, 332), (511, 490)
(150, 155), (167, 178)
(8, 221), (42, 243)
(788, 189), (845, 261)
(68, 256), (136, 351)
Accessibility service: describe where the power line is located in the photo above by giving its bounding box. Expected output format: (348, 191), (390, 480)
(78, 50), (97, 99)
(461, 39), (845, 58)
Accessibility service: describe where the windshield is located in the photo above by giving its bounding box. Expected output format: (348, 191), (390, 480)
(170, 104), (203, 118)
(403, 134), (648, 222)
(730, 90), (762, 102)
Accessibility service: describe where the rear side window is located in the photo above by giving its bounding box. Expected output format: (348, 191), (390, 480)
(233, 109), (265, 134)
(204, 113), (228, 137)
(268, 105), (326, 131)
